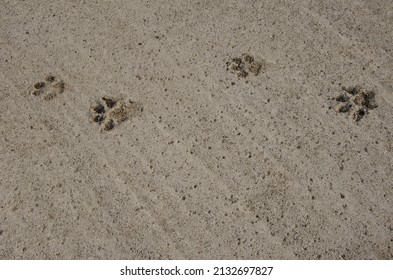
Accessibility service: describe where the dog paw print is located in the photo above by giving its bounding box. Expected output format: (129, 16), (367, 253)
(330, 85), (377, 122)
(90, 96), (143, 132)
(30, 75), (65, 100)
(226, 53), (266, 78)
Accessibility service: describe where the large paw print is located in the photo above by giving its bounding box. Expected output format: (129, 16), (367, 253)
(330, 85), (377, 122)
(226, 53), (266, 78)
(91, 96), (143, 132)
(30, 75), (65, 100)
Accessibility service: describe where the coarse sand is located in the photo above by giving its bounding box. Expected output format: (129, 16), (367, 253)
(1, 0), (392, 259)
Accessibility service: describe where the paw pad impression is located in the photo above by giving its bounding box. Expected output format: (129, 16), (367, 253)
(226, 53), (266, 78)
(30, 75), (65, 100)
(91, 96), (143, 132)
(330, 85), (377, 122)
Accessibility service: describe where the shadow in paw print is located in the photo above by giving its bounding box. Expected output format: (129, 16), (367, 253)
(226, 53), (267, 78)
(30, 75), (65, 100)
(329, 85), (377, 122)
(91, 96), (143, 132)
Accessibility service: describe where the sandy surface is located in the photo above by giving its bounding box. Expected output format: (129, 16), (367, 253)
(1, 0), (392, 259)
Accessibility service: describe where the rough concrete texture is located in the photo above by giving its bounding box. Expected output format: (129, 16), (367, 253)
(0, 0), (392, 259)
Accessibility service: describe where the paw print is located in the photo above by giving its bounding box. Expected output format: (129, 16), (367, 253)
(226, 53), (265, 78)
(330, 85), (377, 122)
(91, 96), (143, 132)
(30, 75), (65, 100)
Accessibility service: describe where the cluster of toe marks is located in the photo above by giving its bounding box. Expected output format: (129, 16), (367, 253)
(91, 96), (143, 131)
(331, 86), (377, 122)
(226, 53), (265, 78)
(30, 75), (65, 100)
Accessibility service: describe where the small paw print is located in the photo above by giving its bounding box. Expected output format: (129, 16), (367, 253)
(91, 96), (143, 132)
(30, 75), (65, 100)
(226, 53), (266, 78)
(330, 85), (377, 122)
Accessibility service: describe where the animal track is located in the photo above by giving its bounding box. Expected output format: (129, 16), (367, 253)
(30, 75), (65, 100)
(226, 53), (266, 78)
(90, 96), (143, 132)
(330, 86), (377, 122)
